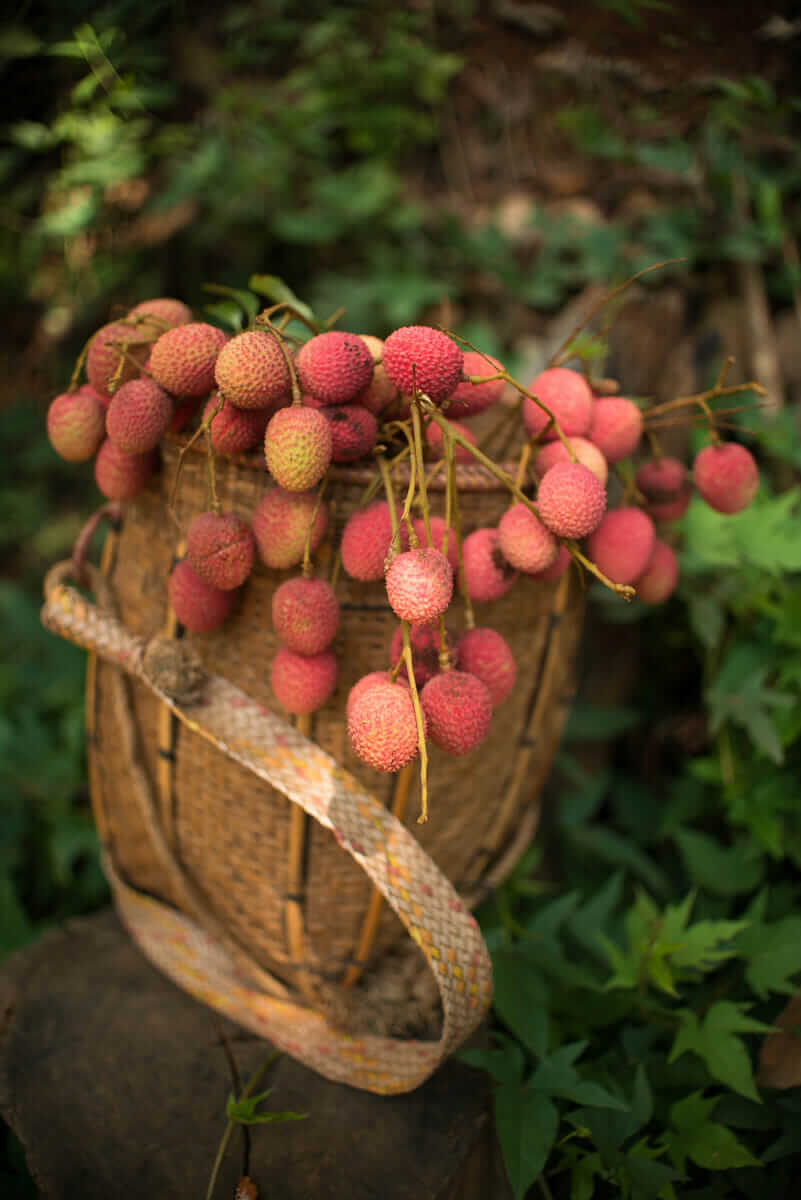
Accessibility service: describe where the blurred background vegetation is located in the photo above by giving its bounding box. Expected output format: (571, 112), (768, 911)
(3, 1), (801, 1195)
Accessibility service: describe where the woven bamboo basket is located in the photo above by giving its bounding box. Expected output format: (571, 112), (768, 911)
(43, 432), (583, 1093)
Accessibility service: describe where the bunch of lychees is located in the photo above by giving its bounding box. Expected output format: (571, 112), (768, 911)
(48, 286), (764, 821)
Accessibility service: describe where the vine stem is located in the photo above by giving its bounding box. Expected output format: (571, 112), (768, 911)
(205, 1051), (281, 1200)
(567, 541), (636, 602)
(205, 423), (221, 515)
(402, 623), (429, 825)
(444, 430), (475, 630)
(410, 389), (432, 545)
(302, 477), (328, 577)
(169, 393), (225, 521)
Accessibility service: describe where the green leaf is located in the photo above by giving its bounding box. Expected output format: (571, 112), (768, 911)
(673, 829), (763, 896)
(248, 274), (315, 322)
(226, 1088), (307, 1125)
(736, 908), (801, 998)
(564, 703), (641, 741)
(458, 1036), (525, 1086)
(492, 950), (549, 1058)
(666, 1091), (762, 1170)
(202, 300), (244, 332)
(669, 1002), (773, 1101)
(495, 1085), (559, 1200)
(202, 283), (259, 320)
(687, 592), (725, 650)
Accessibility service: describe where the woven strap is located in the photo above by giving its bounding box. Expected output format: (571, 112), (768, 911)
(41, 571), (493, 1095)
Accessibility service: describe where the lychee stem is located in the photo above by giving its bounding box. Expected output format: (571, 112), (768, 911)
(645, 429), (662, 459)
(401, 622), (429, 825)
(301, 478), (328, 577)
(68, 332), (95, 392)
(514, 441), (533, 492)
(322, 306), (346, 330)
(169, 393), (224, 520)
(255, 302), (320, 337)
(616, 460), (645, 507)
(204, 423), (221, 515)
(567, 541), (636, 602)
(444, 432), (475, 631)
(437, 614), (451, 671)
(410, 390), (432, 546)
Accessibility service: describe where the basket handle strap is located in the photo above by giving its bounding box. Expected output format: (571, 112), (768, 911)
(41, 565), (492, 1095)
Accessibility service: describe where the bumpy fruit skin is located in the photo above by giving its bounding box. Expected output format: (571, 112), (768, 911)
(168, 560), (235, 632)
(587, 397), (643, 463)
(186, 511), (255, 591)
(213, 329), (291, 410)
(498, 504), (558, 574)
(169, 396), (201, 433)
(534, 436), (608, 486)
(128, 297), (192, 330)
(271, 646), (337, 715)
(346, 670), (407, 723)
(272, 577), (339, 656)
(106, 377), (172, 453)
(382, 326), (464, 405)
(586, 507), (656, 585)
(522, 367), (594, 441)
(444, 352), (504, 419)
(456, 628), (516, 708)
(385, 547), (454, 625)
(296, 331), (374, 405)
(534, 545), (572, 582)
(348, 680), (422, 772)
(536, 461), (606, 539)
(251, 488), (328, 571)
(323, 404), (378, 463)
(420, 670), (492, 756)
(47, 389), (105, 462)
(94, 440), (157, 500)
(86, 321), (151, 398)
(355, 335), (398, 415)
(693, 443), (759, 514)
(341, 501), (405, 582)
(203, 394), (268, 454)
(389, 621), (455, 688)
(149, 322), (227, 397)
(635, 539), (679, 605)
(264, 405), (332, 492)
(462, 528), (518, 603)
(636, 456), (691, 522)
(425, 418), (477, 462)
(411, 516), (459, 572)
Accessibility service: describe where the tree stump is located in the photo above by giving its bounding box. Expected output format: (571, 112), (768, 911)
(0, 911), (509, 1199)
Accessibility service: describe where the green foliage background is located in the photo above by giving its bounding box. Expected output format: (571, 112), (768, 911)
(2, 3), (801, 1197)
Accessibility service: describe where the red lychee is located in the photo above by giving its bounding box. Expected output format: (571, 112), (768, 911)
(533, 545), (572, 582)
(251, 487), (328, 571)
(271, 646), (337, 715)
(587, 397), (643, 463)
(94, 440), (157, 500)
(536, 461), (606, 539)
(214, 329), (291, 410)
(444, 352), (505, 419)
(168, 559), (235, 632)
(586, 507), (656, 584)
(106, 377), (172, 453)
(693, 443), (759, 514)
(456, 627), (516, 708)
(382, 326), (464, 405)
(425, 418), (477, 462)
(420, 670), (492, 756)
(149, 322), (227, 397)
(169, 396), (201, 433)
(462, 528), (518, 603)
(636, 456), (691, 522)
(128, 297), (192, 331)
(355, 335), (398, 416)
(411, 516), (459, 572)
(203, 393), (269, 455)
(389, 622), (454, 688)
(323, 404), (378, 463)
(272, 576), (339, 656)
(341, 501), (405, 582)
(47, 389), (105, 462)
(86, 321), (151, 398)
(522, 367), (594, 441)
(385, 547), (454, 625)
(346, 670), (408, 723)
(296, 331), (374, 405)
(348, 680), (422, 772)
(186, 511), (255, 590)
(498, 504), (558, 574)
(635, 539), (679, 605)
(264, 404), (332, 491)
(534, 436), (608, 486)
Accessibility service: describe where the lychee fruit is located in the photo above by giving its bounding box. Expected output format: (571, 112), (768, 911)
(341, 501), (405, 582)
(533, 545), (572, 582)
(86, 321), (151, 398)
(296, 331), (374, 405)
(635, 539), (679, 605)
(587, 397), (643, 463)
(264, 404), (332, 492)
(128, 297), (192, 331)
(536, 461), (607, 539)
(272, 576), (339, 656)
(586, 507), (656, 584)
(323, 404), (378, 463)
(168, 560), (235, 632)
(213, 329), (291, 410)
(79, 382), (110, 410)
(636, 456), (691, 522)
(47, 388), (105, 462)
(534, 436), (608, 486)
(444, 352), (505, 419)
(354, 335), (398, 416)
(169, 396), (202, 433)
(382, 326), (464, 405)
(389, 621), (454, 687)
(693, 442), (759, 514)
(203, 393), (268, 455)
(186, 511), (255, 590)
(425, 418), (477, 462)
(271, 646), (337, 715)
(149, 322), (227, 397)
(420, 670), (492, 756)
(346, 670), (408, 723)
(498, 504), (559, 574)
(385, 547), (453, 625)
(522, 367), (594, 440)
(94, 440), (157, 500)
(251, 487), (329, 571)
(348, 680), (422, 772)
(106, 377), (173, 453)
(456, 628), (516, 708)
(411, 516), (459, 572)
(462, 528), (519, 603)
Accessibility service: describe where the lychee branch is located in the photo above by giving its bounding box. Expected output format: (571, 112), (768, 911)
(410, 391), (433, 546)
(302, 478), (328, 577)
(169, 394), (225, 519)
(204, 422), (221, 516)
(401, 622), (429, 825)
(567, 541), (636, 602)
(444, 431), (475, 631)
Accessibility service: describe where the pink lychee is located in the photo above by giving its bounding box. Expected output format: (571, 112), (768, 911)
(106, 377), (173, 453)
(264, 404), (332, 491)
(203, 393), (269, 455)
(425, 418), (477, 463)
(272, 576), (339, 656)
(186, 511), (255, 590)
(149, 322), (227, 397)
(323, 404), (378, 463)
(444, 352), (505, 419)
(456, 628), (516, 708)
(47, 389), (105, 462)
(94, 440), (157, 500)
(346, 670), (408, 723)
(420, 670), (492, 756)
(296, 331), (374, 405)
(498, 504), (559, 574)
(348, 681), (422, 772)
(586, 507), (656, 584)
(522, 367), (594, 440)
(385, 547), (454, 625)
(341, 501), (405, 582)
(271, 646), (337, 715)
(534, 436), (608, 485)
(354, 335), (398, 416)
(587, 397), (643, 463)
(533, 545), (572, 582)
(462, 528), (518, 603)
(536, 461), (607, 539)
(86, 321), (151, 398)
(251, 487), (329, 571)
(128, 297), (192, 331)
(635, 539), (679, 605)
(389, 622), (455, 688)
(168, 560), (235, 632)
(411, 516), (459, 572)
(693, 443), (759, 514)
(382, 326), (464, 405)
(214, 329), (291, 410)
